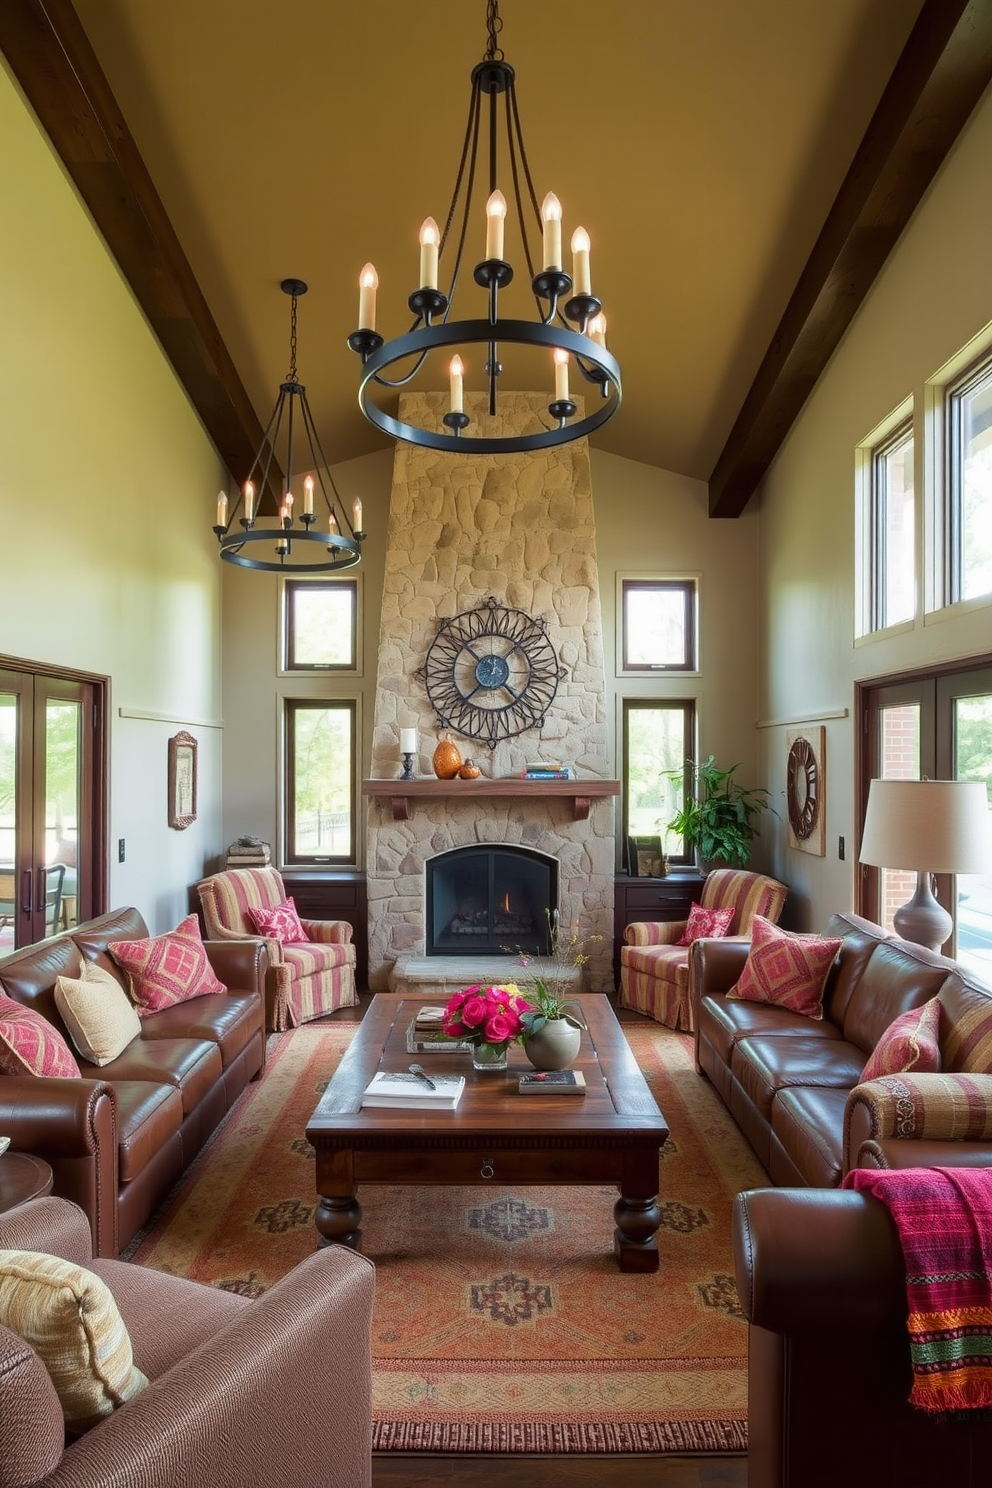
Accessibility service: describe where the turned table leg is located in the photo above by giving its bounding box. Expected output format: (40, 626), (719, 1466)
(314, 1190), (362, 1250)
(613, 1193), (662, 1272)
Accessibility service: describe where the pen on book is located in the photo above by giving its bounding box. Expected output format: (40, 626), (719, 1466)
(408, 1063), (436, 1091)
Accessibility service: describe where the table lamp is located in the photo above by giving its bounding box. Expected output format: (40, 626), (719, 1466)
(859, 778), (992, 950)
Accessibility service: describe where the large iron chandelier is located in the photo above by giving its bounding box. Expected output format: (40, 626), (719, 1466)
(214, 279), (365, 573)
(347, 0), (621, 456)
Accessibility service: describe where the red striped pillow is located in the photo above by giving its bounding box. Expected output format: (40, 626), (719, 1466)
(726, 915), (841, 1020)
(0, 995), (81, 1078)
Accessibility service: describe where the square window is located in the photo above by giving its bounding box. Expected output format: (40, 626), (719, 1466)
(284, 580), (357, 670)
(620, 580), (696, 671)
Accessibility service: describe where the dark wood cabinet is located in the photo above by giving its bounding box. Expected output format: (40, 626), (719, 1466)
(279, 870), (368, 988)
(613, 871), (706, 984)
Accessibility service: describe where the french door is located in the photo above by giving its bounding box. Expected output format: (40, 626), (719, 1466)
(0, 663), (106, 951)
(859, 660), (992, 974)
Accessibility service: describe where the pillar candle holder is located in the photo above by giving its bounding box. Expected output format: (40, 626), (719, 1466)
(400, 752), (416, 781)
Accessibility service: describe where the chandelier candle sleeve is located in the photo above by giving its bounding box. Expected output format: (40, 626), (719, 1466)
(449, 355), (464, 414)
(303, 475), (314, 516)
(215, 492), (228, 527)
(541, 192), (562, 270)
(243, 480), (256, 523)
(554, 349), (570, 402)
(589, 313), (607, 346)
(486, 190), (507, 260)
(353, 498), (363, 533)
(571, 227), (592, 296)
(358, 263), (378, 330)
(419, 218), (440, 290)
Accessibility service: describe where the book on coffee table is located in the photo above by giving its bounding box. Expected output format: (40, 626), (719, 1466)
(361, 1071), (465, 1110)
(406, 1010), (471, 1054)
(518, 1070), (586, 1095)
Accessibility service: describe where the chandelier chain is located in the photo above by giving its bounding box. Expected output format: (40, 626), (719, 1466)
(287, 291), (299, 382)
(484, 0), (503, 62)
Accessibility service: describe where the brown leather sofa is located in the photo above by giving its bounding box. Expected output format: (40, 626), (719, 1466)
(0, 908), (266, 1256)
(691, 910), (992, 1185)
(733, 1187), (992, 1487)
(0, 1195), (373, 1488)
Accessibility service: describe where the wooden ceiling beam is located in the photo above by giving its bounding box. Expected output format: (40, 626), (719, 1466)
(0, 0), (268, 489)
(708, 0), (992, 518)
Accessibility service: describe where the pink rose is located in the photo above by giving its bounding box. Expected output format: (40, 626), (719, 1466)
(461, 995), (488, 1030)
(485, 1012), (511, 1043)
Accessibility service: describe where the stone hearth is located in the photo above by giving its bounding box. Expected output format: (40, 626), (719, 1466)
(366, 391), (614, 992)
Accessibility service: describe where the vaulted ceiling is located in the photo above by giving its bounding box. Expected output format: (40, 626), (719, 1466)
(3, 0), (992, 514)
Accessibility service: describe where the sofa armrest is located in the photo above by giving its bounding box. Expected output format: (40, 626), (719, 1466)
(300, 918), (354, 946)
(0, 1196), (94, 1265)
(203, 937), (269, 997)
(733, 1187), (906, 1333)
(844, 1072), (992, 1173)
(0, 1077), (117, 1158)
(624, 920), (685, 947)
(52, 1247), (375, 1488)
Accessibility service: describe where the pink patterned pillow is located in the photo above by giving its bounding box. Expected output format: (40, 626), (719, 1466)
(726, 915), (842, 1020)
(861, 997), (942, 1083)
(246, 898), (309, 944)
(109, 915), (225, 1016)
(0, 995), (81, 1078)
(676, 903), (735, 947)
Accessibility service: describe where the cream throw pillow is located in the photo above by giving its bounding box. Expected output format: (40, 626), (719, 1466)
(54, 960), (141, 1066)
(0, 1251), (148, 1430)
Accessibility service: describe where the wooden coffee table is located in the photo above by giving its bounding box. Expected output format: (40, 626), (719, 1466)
(306, 994), (669, 1272)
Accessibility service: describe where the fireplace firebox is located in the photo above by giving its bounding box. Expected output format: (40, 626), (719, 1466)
(426, 845), (558, 956)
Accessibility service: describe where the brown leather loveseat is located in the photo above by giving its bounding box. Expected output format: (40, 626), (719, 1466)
(691, 910), (992, 1185)
(733, 1186), (992, 1487)
(0, 908), (266, 1255)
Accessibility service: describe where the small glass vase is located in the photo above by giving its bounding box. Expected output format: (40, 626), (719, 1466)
(472, 1042), (509, 1072)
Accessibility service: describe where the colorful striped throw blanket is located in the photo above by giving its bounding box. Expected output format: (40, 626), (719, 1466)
(843, 1166), (992, 1414)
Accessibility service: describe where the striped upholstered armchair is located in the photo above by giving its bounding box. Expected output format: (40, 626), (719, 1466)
(619, 868), (788, 1032)
(197, 867), (358, 1031)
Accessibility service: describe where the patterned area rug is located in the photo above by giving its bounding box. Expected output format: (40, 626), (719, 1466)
(129, 1021), (767, 1454)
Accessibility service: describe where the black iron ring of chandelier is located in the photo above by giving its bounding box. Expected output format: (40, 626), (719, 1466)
(347, 0), (622, 455)
(215, 279), (364, 573)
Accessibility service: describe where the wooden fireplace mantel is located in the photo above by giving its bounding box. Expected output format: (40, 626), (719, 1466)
(362, 777), (620, 822)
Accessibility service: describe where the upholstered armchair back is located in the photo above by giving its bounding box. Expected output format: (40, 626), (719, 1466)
(700, 869), (788, 936)
(198, 867), (288, 940)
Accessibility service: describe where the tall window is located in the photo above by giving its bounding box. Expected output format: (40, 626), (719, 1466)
(621, 699), (695, 864)
(869, 423), (915, 631)
(283, 580), (358, 671)
(947, 359), (992, 603)
(284, 700), (356, 864)
(620, 579), (697, 672)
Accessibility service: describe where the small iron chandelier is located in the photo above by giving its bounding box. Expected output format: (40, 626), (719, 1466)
(347, 0), (621, 456)
(214, 279), (365, 573)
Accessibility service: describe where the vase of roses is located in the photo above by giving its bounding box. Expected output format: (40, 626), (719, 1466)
(441, 983), (530, 1071)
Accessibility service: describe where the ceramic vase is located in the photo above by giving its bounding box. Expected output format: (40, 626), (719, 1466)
(432, 733), (463, 779)
(523, 1018), (582, 1071)
(472, 1042), (509, 1071)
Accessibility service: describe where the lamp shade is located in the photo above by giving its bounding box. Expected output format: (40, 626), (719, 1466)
(859, 779), (992, 873)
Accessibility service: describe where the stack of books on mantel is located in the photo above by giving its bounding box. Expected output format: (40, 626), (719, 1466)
(225, 837), (271, 868)
(361, 1071), (465, 1110)
(406, 1006), (471, 1054)
(520, 760), (571, 780)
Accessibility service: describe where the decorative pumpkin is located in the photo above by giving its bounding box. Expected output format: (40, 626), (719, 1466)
(432, 734), (463, 779)
(459, 759), (481, 780)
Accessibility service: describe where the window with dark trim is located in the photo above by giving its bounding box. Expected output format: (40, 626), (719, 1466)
(284, 699), (356, 864)
(946, 358), (992, 604)
(620, 579), (697, 672)
(621, 698), (696, 864)
(284, 580), (357, 670)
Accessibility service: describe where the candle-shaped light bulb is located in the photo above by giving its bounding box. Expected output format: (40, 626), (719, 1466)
(215, 491), (228, 528)
(485, 190), (507, 260)
(570, 226), (591, 296)
(303, 475), (314, 515)
(358, 263), (378, 330)
(243, 480), (256, 523)
(553, 348), (570, 403)
(449, 354), (464, 414)
(541, 192), (562, 271)
(328, 509), (339, 535)
(588, 312), (608, 346)
(419, 217), (440, 290)
(353, 497), (363, 534)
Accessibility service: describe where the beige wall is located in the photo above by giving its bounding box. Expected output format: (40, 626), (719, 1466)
(755, 81), (992, 930)
(0, 62), (228, 932)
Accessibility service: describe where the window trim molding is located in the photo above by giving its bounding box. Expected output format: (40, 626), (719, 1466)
(280, 695), (360, 867)
(619, 695), (697, 868)
(277, 574), (363, 678)
(615, 573), (700, 677)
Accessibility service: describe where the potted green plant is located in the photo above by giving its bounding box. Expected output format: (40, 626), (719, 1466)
(665, 756), (774, 871)
(514, 912), (602, 1071)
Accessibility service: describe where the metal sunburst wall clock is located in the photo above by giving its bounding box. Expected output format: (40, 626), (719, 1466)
(417, 596), (567, 749)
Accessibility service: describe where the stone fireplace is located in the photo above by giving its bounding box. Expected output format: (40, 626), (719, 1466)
(426, 844), (558, 957)
(365, 391), (615, 991)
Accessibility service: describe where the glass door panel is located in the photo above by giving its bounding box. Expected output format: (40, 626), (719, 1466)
(949, 685), (992, 977)
(877, 703), (921, 933)
(45, 699), (82, 935)
(0, 693), (20, 952)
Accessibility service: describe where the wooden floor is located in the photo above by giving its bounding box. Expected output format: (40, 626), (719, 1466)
(327, 991), (750, 1488)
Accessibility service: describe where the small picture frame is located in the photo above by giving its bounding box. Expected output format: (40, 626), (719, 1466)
(627, 834), (665, 878)
(168, 731), (198, 831)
